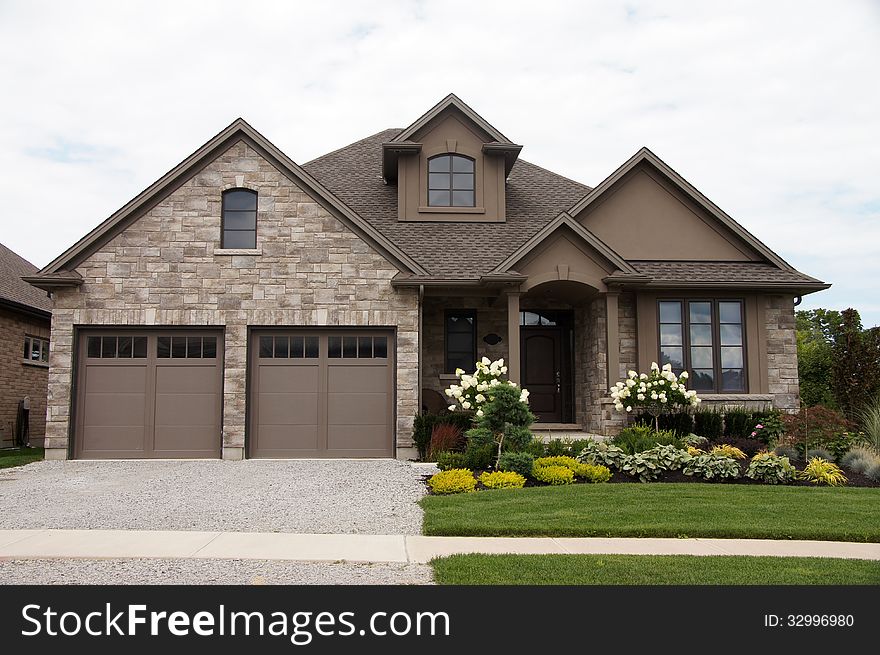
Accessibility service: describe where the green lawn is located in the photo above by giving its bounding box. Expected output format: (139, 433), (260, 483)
(421, 483), (880, 542)
(0, 447), (44, 469)
(431, 554), (880, 585)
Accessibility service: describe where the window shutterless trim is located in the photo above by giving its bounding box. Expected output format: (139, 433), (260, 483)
(427, 154), (476, 207)
(221, 188), (258, 249)
(444, 309), (477, 373)
(656, 298), (748, 393)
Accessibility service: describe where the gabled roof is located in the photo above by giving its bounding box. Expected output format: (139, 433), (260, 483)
(30, 118), (427, 286)
(382, 94), (523, 180)
(0, 242), (51, 316)
(567, 147), (795, 271)
(390, 93), (515, 144)
(491, 212), (642, 277)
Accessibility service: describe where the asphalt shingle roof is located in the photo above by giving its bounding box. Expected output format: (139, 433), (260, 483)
(304, 129), (592, 278)
(631, 261), (823, 284)
(0, 242), (51, 313)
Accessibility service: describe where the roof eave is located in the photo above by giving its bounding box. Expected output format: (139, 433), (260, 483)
(21, 273), (84, 292)
(0, 296), (51, 319)
(381, 142), (422, 182)
(482, 143), (524, 177)
(639, 280), (831, 294)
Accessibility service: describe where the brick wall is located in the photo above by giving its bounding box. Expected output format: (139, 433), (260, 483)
(0, 306), (50, 447)
(46, 140), (419, 459)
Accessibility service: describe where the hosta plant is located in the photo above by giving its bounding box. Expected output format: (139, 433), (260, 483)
(577, 440), (627, 469)
(532, 464), (574, 485)
(479, 470), (526, 489)
(683, 453), (741, 481)
(711, 444), (747, 460)
(745, 452), (796, 484)
(797, 458), (848, 486)
(428, 469), (477, 494)
(619, 445), (689, 482)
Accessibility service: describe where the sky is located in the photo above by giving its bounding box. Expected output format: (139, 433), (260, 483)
(1, 0), (878, 325)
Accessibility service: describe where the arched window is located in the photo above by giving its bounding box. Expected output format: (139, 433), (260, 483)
(428, 154), (475, 207)
(222, 188), (257, 248)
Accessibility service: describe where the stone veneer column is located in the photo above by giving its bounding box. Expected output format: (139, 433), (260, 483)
(605, 292), (619, 389)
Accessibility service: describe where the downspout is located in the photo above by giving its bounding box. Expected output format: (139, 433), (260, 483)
(793, 295), (802, 307)
(418, 284), (424, 415)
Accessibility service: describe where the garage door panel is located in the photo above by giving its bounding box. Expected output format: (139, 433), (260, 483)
(155, 365), (217, 393)
(153, 426), (222, 454)
(84, 366), (147, 393)
(258, 392), (319, 425)
(84, 391), (147, 426)
(255, 425), (320, 452)
(327, 392), (389, 425)
(155, 393), (219, 427)
(328, 425), (390, 453)
(326, 365), (389, 393)
(260, 365), (319, 393)
(79, 426), (145, 453)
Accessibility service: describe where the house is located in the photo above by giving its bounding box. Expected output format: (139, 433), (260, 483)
(24, 94), (828, 461)
(1, 243), (51, 447)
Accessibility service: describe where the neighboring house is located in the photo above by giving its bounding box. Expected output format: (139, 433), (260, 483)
(1, 243), (51, 447)
(24, 94), (828, 461)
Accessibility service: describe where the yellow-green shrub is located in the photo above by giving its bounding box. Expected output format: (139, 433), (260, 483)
(710, 444), (747, 460)
(798, 457), (848, 487)
(575, 463), (612, 483)
(533, 455), (580, 471)
(479, 470), (526, 489)
(428, 468), (477, 494)
(687, 446), (704, 456)
(533, 464), (574, 485)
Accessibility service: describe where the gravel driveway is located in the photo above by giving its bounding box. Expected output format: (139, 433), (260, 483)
(0, 460), (429, 534)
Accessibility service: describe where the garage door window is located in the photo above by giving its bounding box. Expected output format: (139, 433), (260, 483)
(259, 335), (319, 358)
(87, 335), (148, 359)
(328, 335), (388, 359)
(157, 335), (218, 359)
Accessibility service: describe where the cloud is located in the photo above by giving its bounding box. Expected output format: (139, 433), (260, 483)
(0, 0), (878, 324)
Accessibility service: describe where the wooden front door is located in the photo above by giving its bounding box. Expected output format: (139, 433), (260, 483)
(522, 327), (569, 423)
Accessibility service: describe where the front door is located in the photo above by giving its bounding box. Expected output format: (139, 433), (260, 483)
(521, 325), (571, 423)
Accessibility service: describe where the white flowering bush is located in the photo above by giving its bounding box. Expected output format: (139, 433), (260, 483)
(610, 362), (700, 429)
(445, 357), (529, 417)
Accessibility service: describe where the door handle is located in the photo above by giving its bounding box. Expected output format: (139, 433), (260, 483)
(555, 371), (561, 393)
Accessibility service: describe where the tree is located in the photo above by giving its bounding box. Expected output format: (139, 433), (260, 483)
(831, 308), (880, 418)
(795, 309), (840, 408)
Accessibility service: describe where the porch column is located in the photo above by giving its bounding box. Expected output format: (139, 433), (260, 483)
(507, 291), (521, 383)
(606, 291), (620, 388)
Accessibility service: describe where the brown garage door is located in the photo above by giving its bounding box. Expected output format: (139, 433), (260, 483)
(249, 330), (394, 458)
(75, 331), (223, 459)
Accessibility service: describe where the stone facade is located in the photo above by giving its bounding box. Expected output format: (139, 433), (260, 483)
(45, 141), (419, 460)
(0, 307), (50, 447)
(764, 294), (800, 412)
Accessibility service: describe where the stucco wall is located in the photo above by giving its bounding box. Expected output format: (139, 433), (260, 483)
(45, 141), (419, 460)
(0, 307), (50, 447)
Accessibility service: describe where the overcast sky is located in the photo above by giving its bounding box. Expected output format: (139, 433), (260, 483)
(1, 1), (878, 325)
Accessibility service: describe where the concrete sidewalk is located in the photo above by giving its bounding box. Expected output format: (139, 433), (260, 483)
(2, 529), (879, 563)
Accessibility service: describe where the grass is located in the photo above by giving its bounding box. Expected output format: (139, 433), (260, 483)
(0, 447), (44, 469)
(431, 553), (880, 585)
(420, 483), (880, 542)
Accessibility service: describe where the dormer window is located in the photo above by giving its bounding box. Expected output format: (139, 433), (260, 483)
(428, 155), (475, 207)
(222, 188), (257, 248)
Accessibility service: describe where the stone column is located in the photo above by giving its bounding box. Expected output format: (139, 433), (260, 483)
(506, 291), (521, 383)
(605, 291), (620, 388)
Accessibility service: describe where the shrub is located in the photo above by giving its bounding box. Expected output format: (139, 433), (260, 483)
(797, 458), (848, 486)
(694, 408), (724, 440)
(497, 451), (535, 479)
(445, 357), (521, 414)
(577, 440), (627, 470)
(839, 447), (878, 474)
(545, 438), (577, 456)
(576, 463), (612, 483)
(683, 453), (741, 480)
(534, 455), (580, 473)
(824, 432), (862, 462)
(715, 436), (764, 457)
(866, 460), (880, 482)
(610, 363), (701, 424)
(436, 451), (468, 471)
(479, 470), (526, 489)
(636, 411), (695, 436)
(781, 406), (855, 452)
(532, 464), (575, 485)
(463, 383), (535, 467)
(523, 438), (547, 457)
(710, 444), (747, 460)
(428, 469), (476, 494)
(687, 446), (704, 456)
(612, 425), (681, 454)
(413, 412), (473, 460)
(745, 452), (796, 484)
(683, 434), (708, 447)
(428, 423), (465, 460)
(806, 447), (833, 462)
(773, 445), (800, 460)
(464, 441), (495, 470)
(856, 394), (880, 453)
(723, 408), (753, 438)
(749, 410), (785, 444)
